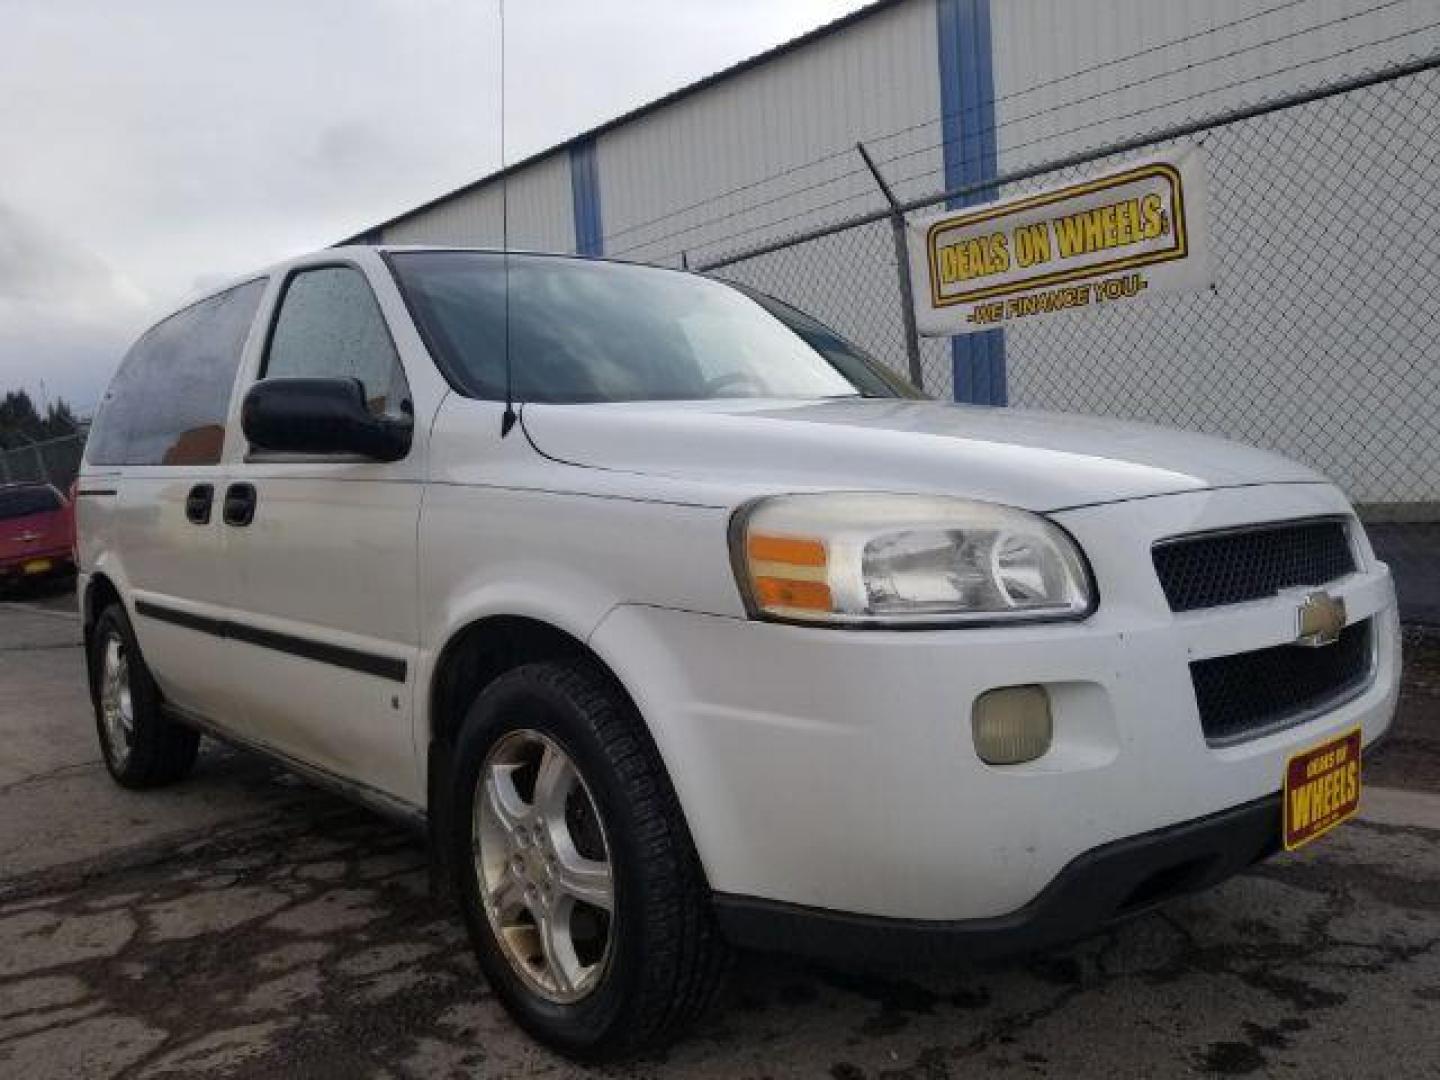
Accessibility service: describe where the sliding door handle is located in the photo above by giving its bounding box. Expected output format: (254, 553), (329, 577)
(184, 484), (214, 524)
(223, 483), (257, 527)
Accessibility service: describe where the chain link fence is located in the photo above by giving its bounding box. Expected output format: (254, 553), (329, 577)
(699, 57), (1440, 520)
(0, 434), (85, 491)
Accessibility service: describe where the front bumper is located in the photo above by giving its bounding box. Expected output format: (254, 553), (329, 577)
(589, 482), (1401, 924)
(713, 791), (1284, 965)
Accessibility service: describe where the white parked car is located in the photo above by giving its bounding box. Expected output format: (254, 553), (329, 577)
(76, 247), (1398, 1059)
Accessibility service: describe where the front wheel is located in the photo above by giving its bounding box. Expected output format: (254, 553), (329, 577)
(451, 659), (728, 1061)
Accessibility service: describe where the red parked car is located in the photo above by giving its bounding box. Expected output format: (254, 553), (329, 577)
(0, 482), (76, 588)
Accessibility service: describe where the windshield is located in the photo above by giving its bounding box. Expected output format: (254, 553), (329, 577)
(388, 251), (921, 403)
(0, 486), (61, 520)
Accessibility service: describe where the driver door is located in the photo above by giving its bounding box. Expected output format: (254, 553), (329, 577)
(216, 262), (424, 805)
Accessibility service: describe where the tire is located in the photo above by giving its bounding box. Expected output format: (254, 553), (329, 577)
(89, 602), (200, 789)
(450, 658), (729, 1061)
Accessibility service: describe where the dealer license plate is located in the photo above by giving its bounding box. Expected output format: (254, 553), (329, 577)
(1283, 728), (1361, 851)
(21, 558), (52, 575)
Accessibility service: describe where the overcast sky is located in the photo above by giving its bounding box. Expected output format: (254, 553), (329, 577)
(0, 0), (869, 414)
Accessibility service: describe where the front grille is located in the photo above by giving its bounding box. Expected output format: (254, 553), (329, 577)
(1190, 620), (1373, 745)
(1153, 518), (1355, 613)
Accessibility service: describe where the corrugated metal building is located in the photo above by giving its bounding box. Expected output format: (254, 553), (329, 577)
(352, 0), (1436, 258)
(343, 0), (1440, 512)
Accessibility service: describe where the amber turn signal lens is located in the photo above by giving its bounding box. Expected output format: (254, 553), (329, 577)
(747, 534), (828, 567)
(744, 531), (835, 615)
(753, 576), (833, 612)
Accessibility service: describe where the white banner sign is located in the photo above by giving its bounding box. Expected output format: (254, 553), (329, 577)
(907, 145), (1212, 336)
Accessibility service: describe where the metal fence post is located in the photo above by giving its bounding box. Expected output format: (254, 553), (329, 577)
(856, 141), (924, 391)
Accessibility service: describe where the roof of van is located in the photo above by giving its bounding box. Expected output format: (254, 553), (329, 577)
(150, 245), (692, 332)
(357, 244), (682, 265)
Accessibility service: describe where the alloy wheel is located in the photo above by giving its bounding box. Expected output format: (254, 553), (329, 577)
(99, 632), (135, 769)
(473, 729), (615, 1004)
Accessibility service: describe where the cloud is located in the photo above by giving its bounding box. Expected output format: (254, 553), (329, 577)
(0, 202), (144, 308)
(0, 0), (870, 411)
(0, 201), (150, 410)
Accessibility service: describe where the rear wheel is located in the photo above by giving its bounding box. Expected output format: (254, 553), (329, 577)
(89, 603), (200, 788)
(451, 659), (729, 1060)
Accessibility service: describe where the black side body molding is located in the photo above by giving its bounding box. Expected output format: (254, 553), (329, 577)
(135, 600), (407, 683)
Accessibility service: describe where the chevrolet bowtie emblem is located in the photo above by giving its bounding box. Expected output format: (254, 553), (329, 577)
(1296, 590), (1346, 647)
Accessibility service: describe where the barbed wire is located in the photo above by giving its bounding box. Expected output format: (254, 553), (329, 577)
(678, 38), (1440, 272)
(600, 0), (1413, 256)
(872, 0), (1423, 175)
(609, 8), (1432, 263)
(880, 20), (1440, 189)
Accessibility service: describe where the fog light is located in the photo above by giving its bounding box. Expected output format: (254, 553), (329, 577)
(972, 685), (1053, 765)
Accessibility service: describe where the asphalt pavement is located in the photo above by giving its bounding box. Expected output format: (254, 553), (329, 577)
(1, 585), (1437, 1079)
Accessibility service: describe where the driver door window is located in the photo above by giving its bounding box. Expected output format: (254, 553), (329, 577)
(265, 266), (411, 418)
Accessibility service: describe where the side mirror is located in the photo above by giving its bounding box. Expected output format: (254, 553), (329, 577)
(242, 377), (410, 461)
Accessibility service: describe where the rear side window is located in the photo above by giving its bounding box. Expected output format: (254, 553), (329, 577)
(88, 279), (266, 466)
(263, 266), (410, 418)
(0, 486), (62, 520)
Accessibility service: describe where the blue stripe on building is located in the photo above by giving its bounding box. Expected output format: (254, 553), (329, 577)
(570, 138), (604, 256)
(936, 0), (1006, 405)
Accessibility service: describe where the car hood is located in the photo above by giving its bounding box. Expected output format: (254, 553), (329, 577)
(520, 398), (1327, 511)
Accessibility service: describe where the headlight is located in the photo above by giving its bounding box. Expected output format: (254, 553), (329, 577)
(730, 493), (1095, 627)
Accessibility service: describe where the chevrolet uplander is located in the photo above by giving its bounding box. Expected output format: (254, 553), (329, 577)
(76, 248), (1399, 1059)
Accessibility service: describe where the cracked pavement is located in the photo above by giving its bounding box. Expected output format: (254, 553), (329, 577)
(1, 589), (1437, 1078)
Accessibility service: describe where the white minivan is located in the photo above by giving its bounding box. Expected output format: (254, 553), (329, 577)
(76, 247), (1399, 1059)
